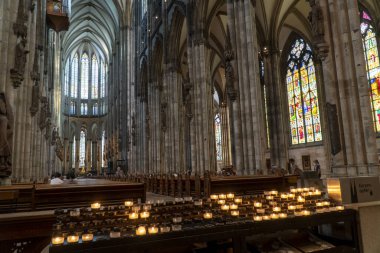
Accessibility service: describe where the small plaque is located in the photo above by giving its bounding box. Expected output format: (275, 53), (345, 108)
(327, 177), (380, 204)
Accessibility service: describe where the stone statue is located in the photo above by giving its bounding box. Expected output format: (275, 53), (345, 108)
(55, 136), (64, 161)
(51, 127), (58, 145)
(39, 97), (49, 130)
(30, 83), (40, 116)
(308, 0), (325, 43)
(10, 37), (29, 88)
(160, 103), (167, 132)
(0, 93), (14, 177)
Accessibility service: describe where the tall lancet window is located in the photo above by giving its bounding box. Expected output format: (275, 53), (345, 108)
(100, 60), (106, 98)
(71, 54), (78, 98)
(360, 9), (380, 132)
(64, 60), (69, 96)
(286, 38), (322, 145)
(215, 113), (222, 161)
(72, 136), (76, 168)
(79, 130), (86, 167)
(81, 53), (89, 99)
(92, 55), (98, 99)
(101, 131), (106, 167)
(260, 57), (270, 148)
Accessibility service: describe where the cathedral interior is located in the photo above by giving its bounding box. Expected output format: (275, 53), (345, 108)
(1, 0), (380, 252)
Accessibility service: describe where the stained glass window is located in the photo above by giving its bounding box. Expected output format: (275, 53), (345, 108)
(91, 55), (98, 99)
(100, 60), (106, 98)
(70, 101), (76, 115)
(64, 60), (69, 96)
(141, 0), (147, 18)
(72, 136), (76, 168)
(360, 10), (380, 133)
(101, 131), (106, 167)
(215, 113), (222, 161)
(93, 103), (98, 115)
(286, 38), (322, 145)
(79, 130), (86, 167)
(260, 58), (270, 148)
(81, 53), (89, 99)
(81, 103), (87, 115)
(71, 54), (78, 98)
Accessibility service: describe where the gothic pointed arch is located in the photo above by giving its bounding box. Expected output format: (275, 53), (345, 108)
(282, 33), (322, 145)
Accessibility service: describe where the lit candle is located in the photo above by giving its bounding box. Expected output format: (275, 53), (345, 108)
(136, 226), (146, 236)
(269, 190), (278, 195)
(270, 213), (279, 219)
(256, 208), (265, 214)
(314, 190), (321, 196)
(227, 193), (235, 199)
(221, 204), (230, 211)
(91, 202), (101, 210)
(297, 188), (303, 193)
(263, 215), (271, 220)
(303, 188), (310, 192)
(273, 207), (281, 212)
(234, 198), (243, 204)
(140, 211), (150, 219)
(290, 188), (297, 193)
(296, 204), (304, 209)
(148, 226), (159, 234)
(266, 196), (274, 200)
(297, 196), (305, 203)
(279, 213), (287, 219)
(253, 202), (262, 208)
(230, 204), (238, 210)
(336, 205), (344, 211)
(323, 201), (330, 206)
(219, 194), (227, 199)
(124, 201), (134, 207)
(129, 212), (139, 220)
(253, 216), (263, 221)
(316, 202), (323, 207)
(210, 194), (218, 200)
(280, 193), (288, 199)
(231, 210), (239, 217)
(82, 233), (93, 242)
(302, 210), (311, 216)
(288, 193), (295, 199)
(203, 212), (213, 219)
(217, 199), (226, 205)
(288, 205), (296, 211)
(67, 235), (79, 243)
(51, 236), (64, 245)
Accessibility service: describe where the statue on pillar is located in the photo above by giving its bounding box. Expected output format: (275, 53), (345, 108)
(0, 93), (14, 177)
(10, 37), (29, 88)
(308, 0), (329, 60)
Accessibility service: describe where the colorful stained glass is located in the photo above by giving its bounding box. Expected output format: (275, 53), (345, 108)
(286, 38), (322, 145)
(81, 53), (89, 99)
(361, 10), (380, 133)
(79, 130), (86, 167)
(71, 54), (78, 98)
(92, 55), (99, 99)
(215, 113), (222, 161)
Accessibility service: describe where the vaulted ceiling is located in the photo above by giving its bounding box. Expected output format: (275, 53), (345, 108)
(62, 0), (127, 63)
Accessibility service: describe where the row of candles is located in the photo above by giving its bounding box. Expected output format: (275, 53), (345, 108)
(51, 187), (344, 246)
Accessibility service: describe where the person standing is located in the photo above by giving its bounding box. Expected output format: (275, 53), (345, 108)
(313, 160), (321, 178)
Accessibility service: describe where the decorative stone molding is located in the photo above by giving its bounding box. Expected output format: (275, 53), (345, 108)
(308, 0), (329, 61)
(39, 97), (51, 131)
(0, 93), (14, 178)
(11, 0), (29, 88)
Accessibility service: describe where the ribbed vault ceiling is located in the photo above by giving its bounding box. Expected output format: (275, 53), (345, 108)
(62, 0), (121, 63)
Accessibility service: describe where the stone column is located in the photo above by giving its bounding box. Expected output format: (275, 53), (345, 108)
(319, 0), (379, 176)
(220, 103), (231, 166)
